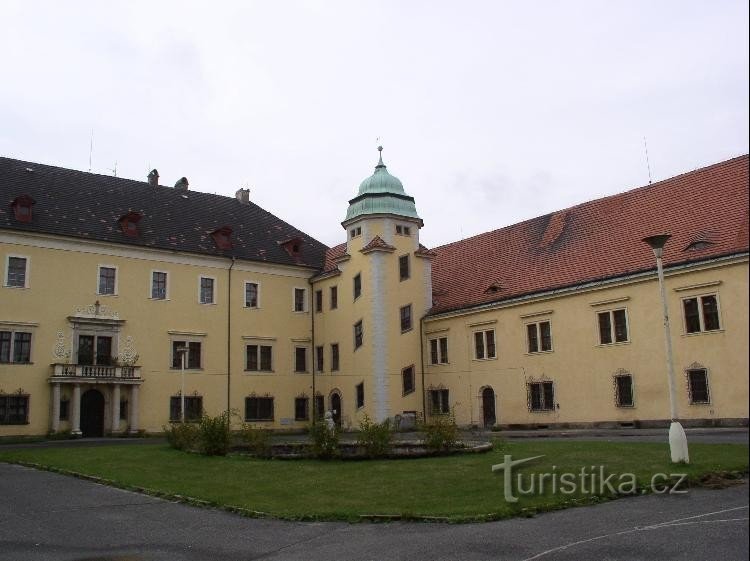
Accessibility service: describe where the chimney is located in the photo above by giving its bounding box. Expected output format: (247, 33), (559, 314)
(174, 177), (189, 191)
(147, 169), (159, 187)
(235, 188), (250, 205)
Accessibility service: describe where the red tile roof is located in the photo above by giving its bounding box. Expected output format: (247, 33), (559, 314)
(322, 242), (347, 272)
(360, 235), (396, 253)
(429, 155), (749, 315)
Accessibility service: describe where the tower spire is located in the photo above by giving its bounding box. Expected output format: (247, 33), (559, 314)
(376, 145), (385, 168)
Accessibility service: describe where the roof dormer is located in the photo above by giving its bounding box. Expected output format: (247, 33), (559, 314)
(118, 211), (143, 238)
(10, 195), (36, 223)
(211, 226), (233, 250)
(279, 236), (303, 259)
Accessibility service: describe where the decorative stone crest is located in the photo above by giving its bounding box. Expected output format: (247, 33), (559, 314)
(52, 330), (70, 361)
(74, 301), (120, 319)
(120, 336), (138, 364)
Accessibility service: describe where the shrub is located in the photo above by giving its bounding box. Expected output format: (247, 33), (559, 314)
(309, 421), (339, 459)
(421, 412), (460, 452)
(356, 414), (394, 458)
(197, 411), (231, 456)
(164, 422), (199, 451)
(240, 423), (272, 457)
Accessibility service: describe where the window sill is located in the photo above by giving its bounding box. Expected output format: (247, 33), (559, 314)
(682, 329), (724, 337)
(402, 389), (415, 397)
(292, 310), (308, 314)
(689, 401), (712, 406)
(596, 341), (630, 348)
(3, 285), (29, 290)
(615, 404), (636, 408)
(244, 370), (275, 374)
(0, 361), (33, 365)
(0, 421), (30, 425)
(245, 419), (274, 423)
(401, 327), (413, 334)
(472, 357), (498, 362)
(294, 371), (310, 375)
(169, 368), (203, 372)
(525, 350), (554, 356)
(96, 293), (118, 297)
(149, 298), (170, 302)
(199, 302), (217, 306)
(528, 409), (555, 414)
(428, 362), (450, 367)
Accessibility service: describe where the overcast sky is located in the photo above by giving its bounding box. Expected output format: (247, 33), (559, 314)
(1, 0), (747, 248)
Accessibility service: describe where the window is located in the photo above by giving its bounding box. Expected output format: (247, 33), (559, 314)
(151, 271), (168, 299)
(403, 226), (411, 236)
(245, 396), (274, 421)
(246, 345), (273, 371)
(169, 396), (203, 422)
(245, 282), (259, 308)
(200, 277), (215, 304)
(598, 309), (628, 344)
(527, 321), (552, 353)
(77, 334), (112, 365)
(172, 341), (201, 369)
(429, 337), (449, 365)
(356, 382), (365, 409)
(474, 329), (496, 359)
(5, 256), (28, 288)
(528, 381), (555, 411)
(614, 374), (634, 407)
(399, 255), (410, 281)
(119, 399), (128, 420)
(295, 397), (309, 421)
(315, 290), (323, 313)
(402, 365), (415, 395)
(350, 226), (362, 239)
(353, 273), (362, 300)
(59, 398), (70, 421)
(331, 343), (340, 371)
(400, 304), (413, 332)
(429, 389), (450, 415)
(295, 347), (308, 372)
(396, 225), (402, 235)
(354, 320), (363, 349)
(316, 345), (324, 372)
(98, 266), (117, 295)
(330, 286), (338, 310)
(294, 288), (306, 312)
(0, 394), (29, 424)
(314, 395), (325, 420)
(396, 225), (411, 236)
(687, 368), (710, 404)
(0, 331), (32, 364)
(683, 295), (721, 333)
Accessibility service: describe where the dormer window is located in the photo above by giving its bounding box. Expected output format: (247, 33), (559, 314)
(118, 212), (143, 238)
(10, 195), (36, 223)
(211, 226), (233, 250)
(280, 237), (303, 259)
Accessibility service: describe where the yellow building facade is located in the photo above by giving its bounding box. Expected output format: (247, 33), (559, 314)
(0, 153), (747, 436)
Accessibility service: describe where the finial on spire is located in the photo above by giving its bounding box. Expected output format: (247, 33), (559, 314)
(376, 145), (385, 168)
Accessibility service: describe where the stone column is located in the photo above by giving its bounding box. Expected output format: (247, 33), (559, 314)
(71, 384), (82, 436)
(128, 385), (139, 435)
(51, 383), (61, 433)
(111, 384), (121, 434)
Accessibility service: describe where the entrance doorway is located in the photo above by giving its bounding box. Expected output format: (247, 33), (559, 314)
(482, 387), (496, 428)
(330, 392), (342, 427)
(81, 389), (105, 437)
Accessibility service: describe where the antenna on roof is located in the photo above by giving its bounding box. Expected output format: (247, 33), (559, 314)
(643, 136), (652, 184)
(109, 161), (118, 177)
(88, 129), (94, 172)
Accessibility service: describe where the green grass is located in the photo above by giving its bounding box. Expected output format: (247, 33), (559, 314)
(1, 440), (746, 522)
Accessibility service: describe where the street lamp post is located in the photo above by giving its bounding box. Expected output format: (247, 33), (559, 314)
(176, 346), (188, 424)
(642, 234), (689, 463)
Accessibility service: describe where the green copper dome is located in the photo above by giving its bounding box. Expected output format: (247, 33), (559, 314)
(344, 147), (421, 223)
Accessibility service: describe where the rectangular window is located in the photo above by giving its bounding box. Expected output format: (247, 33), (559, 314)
(316, 345), (324, 372)
(331, 343), (340, 371)
(77, 334), (111, 365)
(295, 347), (307, 372)
(683, 295), (721, 333)
(172, 341), (201, 369)
(474, 329), (496, 359)
(354, 320), (363, 349)
(5, 256), (28, 288)
(399, 255), (410, 281)
(528, 381), (555, 411)
(59, 399), (70, 421)
(151, 271), (168, 300)
(350, 226), (362, 238)
(245, 282), (259, 308)
(353, 273), (362, 300)
(400, 304), (412, 332)
(315, 290), (323, 313)
(687, 369), (710, 404)
(169, 396), (203, 422)
(402, 365), (415, 395)
(598, 309), (629, 344)
(396, 225), (402, 235)
(614, 374), (634, 407)
(330, 286), (338, 310)
(294, 288), (306, 312)
(356, 382), (365, 409)
(119, 400), (128, 420)
(429, 336), (448, 365)
(429, 389), (450, 415)
(246, 345), (273, 371)
(98, 266), (116, 295)
(527, 321), (552, 353)
(245, 397), (274, 421)
(295, 397), (309, 421)
(403, 226), (411, 236)
(0, 394), (29, 424)
(0, 331), (32, 364)
(314, 395), (325, 420)
(95, 336), (112, 366)
(200, 277), (215, 304)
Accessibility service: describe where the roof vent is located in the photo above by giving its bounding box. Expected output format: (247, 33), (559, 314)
(485, 282), (503, 294)
(10, 195), (36, 223)
(174, 177), (189, 190)
(118, 211), (143, 238)
(147, 169), (159, 187)
(211, 226), (233, 250)
(235, 188), (250, 205)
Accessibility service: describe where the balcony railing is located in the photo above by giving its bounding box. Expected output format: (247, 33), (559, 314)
(51, 364), (142, 380)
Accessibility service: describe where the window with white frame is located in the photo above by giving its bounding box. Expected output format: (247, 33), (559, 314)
(5, 256), (28, 288)
(97, 266), (117, 295)
(331, 343), (340, 371)
(0, 330), (32, 364)
(293, 288), (306, 312)
(171, 340), (202, 369)
(687, 368), (710, 404)
(400, 304), (413, 332)
(474, 329), (496, 359)
(353, 273), (362, 300)
(428, 388), (450, 415)
(294, 346), (308, 372)
(199, 277), (215, 304)
(527, 321), (552, 353)
(315, 290), (323, 313)
(429, 336), (449, 365)
(330, 286), (338, 310)
(151, 271), (168, 300)
(614, 373), (634, 407)
(354, 320), (363, 349)
(245, 282), (259, 308)
(402, 365), (415, 395)
(246, 344), (273, 371)
(683, 295), (721, 333)
(399, 255), (410, 281)
(527, 381), (554, 411)
(598, 309), (628, 344)
(356, 382), (365, 409)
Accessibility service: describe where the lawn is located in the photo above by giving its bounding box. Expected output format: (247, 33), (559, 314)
(1, 440), (747, 522)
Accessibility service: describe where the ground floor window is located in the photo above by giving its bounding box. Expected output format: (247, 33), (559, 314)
(246, 396), (274, 421)
(313, 395), (325, 420)
(356, 382), (365, 409)
(59, 397), (70, 421)
(169, 395), (203, 421)
(119, 399), (128, 420)
(0, 394), (29, 424)
(402, 365), (415, 395)
(428, 389), (449, 415)
(614, 374), (634, 407)
(527, 381), (554, 411)
(687, 368), (710, 404)
(295, 397), (309, 421)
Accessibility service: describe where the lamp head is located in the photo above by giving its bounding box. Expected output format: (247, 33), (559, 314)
(642, 234), (671, 257)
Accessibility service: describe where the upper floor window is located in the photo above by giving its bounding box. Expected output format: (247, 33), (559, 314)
(0, 330), (32, 364)
(683, 295), (720, 333)
(356, 382), (365, 409)
(430, 337), (449, 365)
(0, 394), (29, 424)
(399, 255), (410, 281)
(77, 334), (112, 366)
(396, 224), (411, 236)
(200, 277), (215, 304)
(353, 273), (362, 300)
(354, 320), (364, 349)
(246, 345), (273, 371)
(169, 395), (203, 422)
(687, 368), (710, 404)
(598, 309), (628, 344)
(151, 271), (168, 300)
(400, 304), (413, 332)
(172, 341), (201, 369)
(245, 282), (259, 308)
(10, 195), (35, 223)
(294, 288), (307, 312)
(330, 286), (338, 310)
(350, 226), (362, 239)
(331, 343), (340, 371)
(474, 329), (496, 359)
(614, 373), (634, 407)
(316, 345), (324, 372)
(402, 365), (415, 395)
(5, 256), (28, 288)
(527, 381), (555, 412)
(294, 347), (308, 372)
(527, 321), (552, 353)
(315, 290), (323, 313)
(97, 266), (117, 295)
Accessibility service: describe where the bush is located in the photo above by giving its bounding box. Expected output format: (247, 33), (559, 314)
(197, 411), (231, 456)
(240, 423), (272, 457)
(421, 412), (460, 452)
(309, 421), (339, 459)
(356, 414), (394, 458)
(164, 422), (199, 451)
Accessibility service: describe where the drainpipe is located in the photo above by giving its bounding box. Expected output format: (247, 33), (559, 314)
(419, 315), (427, 421)
(227, 257), (235, 418)
(309, 277), (316, 425)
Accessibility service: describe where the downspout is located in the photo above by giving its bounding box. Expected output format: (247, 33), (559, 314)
(227, 257), (236, 418)
(309, 277), (316, 425)
(420, 315), (427, 421)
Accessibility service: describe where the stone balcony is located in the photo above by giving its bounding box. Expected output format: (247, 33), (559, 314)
(50, 363), (142, 383)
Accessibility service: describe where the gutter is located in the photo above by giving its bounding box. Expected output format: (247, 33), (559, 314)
(309, 277), (316, 425)
(227, 257), (235, 417)
(419, 315), (427, 421)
